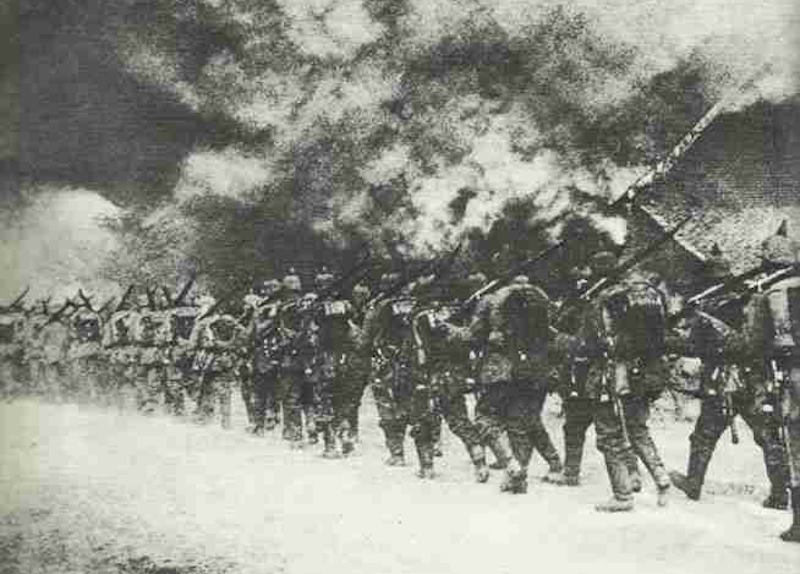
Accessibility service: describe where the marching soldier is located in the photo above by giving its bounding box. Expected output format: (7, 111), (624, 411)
(550, 262), (643, 492)
(276, 271), (314, 447)
(366, 273), (437, 477)
(167, 292), (200, 416)
(669, 251), (791, 510)
(346, 282), (372, 443)
(104, 292), (140, 408)
(468, 274), (560, 493)
(309, 269), (361, 458)
(412, 276), (489, 483)
(572, 252), (672, 511)
(0, 308), (26, 399)
(191, 296), (245, 429)
(132, 292), (170, 413)
(39, 300), (72, 402)
(251, 279), (283, 433)
(67, 304), (105, 403)
(744, 225), (800, 542)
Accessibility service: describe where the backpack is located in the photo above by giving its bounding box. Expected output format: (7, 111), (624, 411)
(606, 281), (667, 360)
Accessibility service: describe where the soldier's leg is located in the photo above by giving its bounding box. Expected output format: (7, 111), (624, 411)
(438, 376), (487, 481)
(301, 373), (317, 444)
(504, 385), (540, 493)
(594, 401), (634, 511)
(318, 373), (339, 458)
(252, 369), (269, 432)
(624, 395), (670, 504)
(780, 364), (800, 542)
(238, 364), (255, 427)
(670, 395), (726, 500)
(196, 371), (217, 423)
(552, 397), (594, 486)
(528, 389), (562, 479)
(410, 382), (436, 479)
(737, 393), (790, 509)
(475, 383), (513, 470)
(281, 370), (305, 446)
(373, 368), (409, 465)
(215, 374), (233, 430)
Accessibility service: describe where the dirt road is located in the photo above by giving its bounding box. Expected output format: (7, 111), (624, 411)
(1, 398), (797, 574)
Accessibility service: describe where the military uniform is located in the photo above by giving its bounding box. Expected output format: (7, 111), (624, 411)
(565, 264), (672, 511)
(669, 304), (791, 509)
(132, 297), (171, 413)
(39, 315), (71, 401)
(414, 302), (488, 482)
(366, 276), (437, 476)
(252, 282), (283, 433)
(66, 308), (106, 403)
(0, 311), (26, 399)
(469, 277), (561, 493)
(746, 228), (800, 542)
(276, 273), (314, 446)
(104, 305), (140, 407)
(191, 307), (244, 429)
(167, 303), (199, 415)
(310, 273), (361, 457)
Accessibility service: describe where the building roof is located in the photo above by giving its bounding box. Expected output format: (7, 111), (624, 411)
(624, 98), (800, 275)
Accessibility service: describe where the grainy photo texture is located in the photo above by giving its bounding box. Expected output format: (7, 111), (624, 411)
(1, 1), (799, 573)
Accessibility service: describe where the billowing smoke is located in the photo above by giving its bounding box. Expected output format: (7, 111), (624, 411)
(3, 0), (798, 294)
(0, 189), (120, 303)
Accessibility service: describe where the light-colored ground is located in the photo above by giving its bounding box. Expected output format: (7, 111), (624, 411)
(1, 395), (797, 574)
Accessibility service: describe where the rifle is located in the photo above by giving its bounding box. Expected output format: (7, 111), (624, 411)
(173, 274), (197, 307)
(463, 238), (568, 308)
(116, 285), (134, 312)
(712, 265), (797, 313)
(368, 243), (462, 307)
(765, 359), (789, 447)
(599, 351), (631, 450)
(705, 364), (740, 444)
(145, 287), (157, 311)
(96, 297), (116, 318)
(78, 289), (95, 312)
(2, 286), (30, 312)
(39, 299), (75, 330)
(557, 217), (691, 323)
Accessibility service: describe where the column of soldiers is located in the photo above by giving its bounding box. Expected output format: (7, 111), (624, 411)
(0, 223), (798, 543)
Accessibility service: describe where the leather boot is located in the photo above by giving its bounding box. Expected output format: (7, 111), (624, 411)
(597, 457), (633, 511)
(670, 444), (712, 501)
(763, 459), (790, 510)
(383, 424), (406, 466)
(595, 497), (634, 512)
(468, 444), (490, 483)
(625, 451), (642, 493)
(500, 460), (527, 494)
(485, 433), (512, 470)
(415, 439), (435, 479)
(780, 487), (800, 542)
(322, 425), (340, 459)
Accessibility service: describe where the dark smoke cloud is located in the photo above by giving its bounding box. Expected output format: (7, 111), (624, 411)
(1, 0), (798, 297)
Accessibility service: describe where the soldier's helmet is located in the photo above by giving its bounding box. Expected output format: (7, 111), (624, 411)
(282, 269), (302, 294)
(259, 279), (281, 298)
(379, 272), (400, 292)
(760, 221), (798, 267)
(351, 283), (370, 304)
(135, 293), (149, 310)
(588, 250), (618, 277)
(315, 267), (335, 292)
(704, 243), (731, 281)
